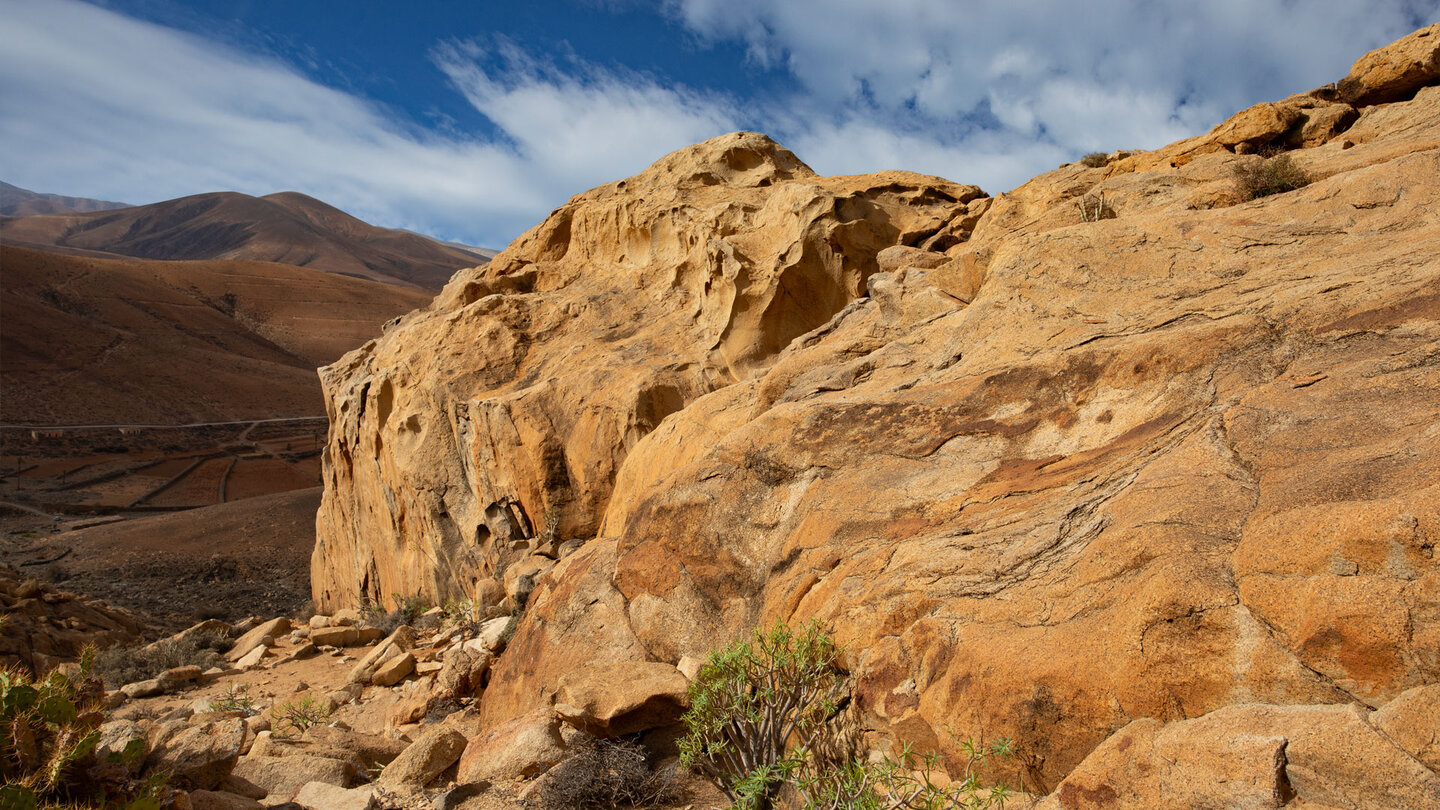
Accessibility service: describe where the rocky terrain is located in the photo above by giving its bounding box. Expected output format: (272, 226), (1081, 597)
(0, 189), (485, 289)
(311, 24), (1440, 806)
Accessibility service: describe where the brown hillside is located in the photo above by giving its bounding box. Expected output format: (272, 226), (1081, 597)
(0, 190), (481, 289)
(314, 24), (1440, 805)
(0, 245), (432, 425)
(0, 180), (131, 217)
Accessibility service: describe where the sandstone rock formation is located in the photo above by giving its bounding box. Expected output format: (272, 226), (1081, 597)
(315, 25), (1440, 799)
(0, 565), (143, 673)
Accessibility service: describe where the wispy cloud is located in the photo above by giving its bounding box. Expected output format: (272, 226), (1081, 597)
(1, 0), (1435, 247)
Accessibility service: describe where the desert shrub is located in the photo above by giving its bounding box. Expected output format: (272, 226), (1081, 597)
(539, 736), (679, 809)
(1074, 192), (1115, 223)
(0, 646), (167, 809)
(95, 632), (232, 688)
(270, 695), (331, 737)
(679, 621), (1015, 810)
(678, 620), (844, 809)
(794, 739), (1014, 810)
(1079, 152), (1109, 168)
(1233, 152), (1310, 200)
(208, 684), (258, 716)
(361, 591), (431, 635)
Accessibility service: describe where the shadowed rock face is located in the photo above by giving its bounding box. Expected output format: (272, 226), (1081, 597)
(317, 28), (1440, 796)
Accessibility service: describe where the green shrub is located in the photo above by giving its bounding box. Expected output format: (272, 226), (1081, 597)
(94, 632), (232, 688)
(679, 621), (1016, 810)
(1233, 152), (1310, 200)
(678, 620), (844, 809)
(269, 695), (332, 738)
(1079, 152), (1109, 168)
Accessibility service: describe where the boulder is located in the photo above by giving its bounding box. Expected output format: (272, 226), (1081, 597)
(553, 661), (689, 736)
(1035, 702), (1440, 810)
(95, 719), (147, 773)
(302, 726), (408, 770)
(456, 708), (566, 784)
(188, 790), (265, 810)
(121, 678), (164, 699)
(348, 627), (414, 684)
(226, 618), (289, 663)
(1339, 22), (1440, 105)
(372, 653), (416, 687)
(234, 644), (267, 671)
(378, 726), (468, 788)
(231, 754), (357, 799)
(437, 645), (492, 698)
(145, 718), (245, 790)
(292, 782), (376, 810)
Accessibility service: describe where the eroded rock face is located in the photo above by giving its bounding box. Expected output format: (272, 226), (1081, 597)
(317, 28), (1440, 797)
(313, 131), (983, 609)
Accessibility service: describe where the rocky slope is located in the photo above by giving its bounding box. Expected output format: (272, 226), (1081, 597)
(315, 25), (1440, 803)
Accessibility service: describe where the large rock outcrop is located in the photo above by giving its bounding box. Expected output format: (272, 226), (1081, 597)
(313, 131), (983, 607)
(317, 27), (1440, 799)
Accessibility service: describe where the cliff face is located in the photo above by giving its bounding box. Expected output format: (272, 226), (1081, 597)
(317, 26), (1440, 794)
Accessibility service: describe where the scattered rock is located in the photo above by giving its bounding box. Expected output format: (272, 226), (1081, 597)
(371, 652), (415, 687)
(231, 754), (357, 800)
(554, 661), (689, 736)
(226, 618), (290, 663)
(145, 718), (245, 790)
(456, 708), (566, 783)
(292, 782), (376, 810)
(378, 726), (467, 788)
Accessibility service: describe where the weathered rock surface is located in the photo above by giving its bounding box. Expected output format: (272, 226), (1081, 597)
(315, 26), (1440, 799)
(553, 661), (689, 736)
(1036, 702), (1440, 810)
(455, 708), (566, 784)
(0, 566), (143, 673)
(378, 726), (467, 788)
(145, 718), (246, 790)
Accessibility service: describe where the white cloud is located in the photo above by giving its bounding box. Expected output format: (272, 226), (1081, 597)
(0, 0), (738, 246)
(670, 0), (1438, 187)
(1, 0), (1436, 247)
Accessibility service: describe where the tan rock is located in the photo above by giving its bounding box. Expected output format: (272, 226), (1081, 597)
(310, 626), (361, 647)
(1340, 22), (1440, 105)
(1372, 684), (1440, 771)
(553, 661), (689, 736)
(437, 645), (492, 698)
(1035, 702), (1440, 810)
(349, 627), (414, 684)
(96, 719), (147, 773)
(372, 652), (415, 687)
(234, 644), (267, 671)
(292, 782), (376, 810)
(231, 754), (356, 799)
(187, 790), (264, 810)
(379, 726), (468, 788)
(226, 618), (289, 663)
(311, 24), (1440, 799)
(455, 708), (566, 783)
(145, 718), (245, 791)
(302, 726), (408, 770)
(121, 678), (164, 699)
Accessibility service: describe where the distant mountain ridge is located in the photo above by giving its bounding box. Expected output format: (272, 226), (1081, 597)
(0, 189), (486, 289)
(0, 181), (131, 217)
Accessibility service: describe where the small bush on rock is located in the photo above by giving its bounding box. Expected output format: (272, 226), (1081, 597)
(540, 736), (678, 809)
(270, 695), (332, 737)
(1233, 152), (1310, 200)
(362, 591), (431, 635)
(1079, 152), (1109, 168)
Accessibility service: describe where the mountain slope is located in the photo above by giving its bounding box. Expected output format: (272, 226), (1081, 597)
(0, 180), (130, 217)
(0, 245), (432, 425)
(0, 190), (482, 289)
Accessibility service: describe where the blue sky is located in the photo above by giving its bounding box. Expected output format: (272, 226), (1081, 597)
(2, 1), (1436, 248)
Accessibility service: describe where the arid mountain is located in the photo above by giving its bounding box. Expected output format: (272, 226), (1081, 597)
(0, 189), (483, 289)
(0, 245), (432, 425)
(313, 25), (1440, 805)
(0, 180), (131, 217)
